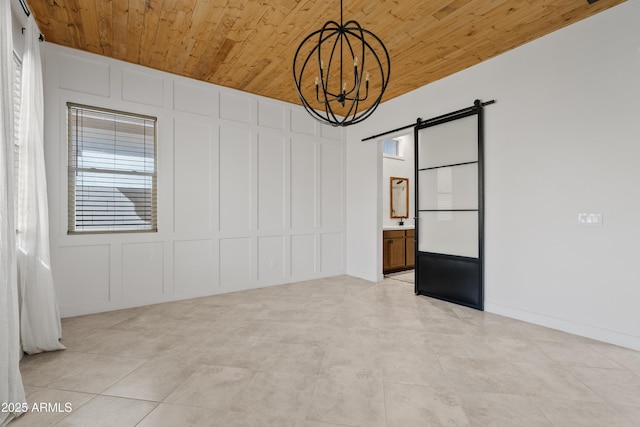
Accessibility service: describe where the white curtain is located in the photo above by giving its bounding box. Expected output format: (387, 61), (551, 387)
(0, 0), (26, 424)
(17, 16), (65, 354)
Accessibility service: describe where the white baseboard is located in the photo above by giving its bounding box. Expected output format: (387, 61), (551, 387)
(345, 269), (382, 283)
(60, 271), (349, 318)
(485, 302), (640, 352)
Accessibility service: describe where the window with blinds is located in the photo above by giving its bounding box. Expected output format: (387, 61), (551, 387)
(67, 104), (157, 233)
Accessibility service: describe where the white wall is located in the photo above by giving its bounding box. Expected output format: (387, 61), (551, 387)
(43, 44), (346, 317)
(347, 1), (640, 350)
(382, 134), (414, 229)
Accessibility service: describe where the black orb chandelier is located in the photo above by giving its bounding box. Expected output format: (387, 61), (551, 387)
(292, 0), (391, 127)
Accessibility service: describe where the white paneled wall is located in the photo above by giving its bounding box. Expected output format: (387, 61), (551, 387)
(43, 44), (346, 317)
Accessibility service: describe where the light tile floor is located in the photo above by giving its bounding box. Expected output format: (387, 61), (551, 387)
(14, 275), (640, 426)
(384, 270), (414, 284)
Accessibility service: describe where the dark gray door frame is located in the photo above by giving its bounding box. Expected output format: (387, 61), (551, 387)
(414, 100), (486, 310)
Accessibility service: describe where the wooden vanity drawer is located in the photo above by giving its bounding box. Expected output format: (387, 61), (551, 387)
(383, 230), (405, 239)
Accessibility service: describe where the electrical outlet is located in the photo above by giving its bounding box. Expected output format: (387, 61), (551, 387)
(578, 212), (603, 226)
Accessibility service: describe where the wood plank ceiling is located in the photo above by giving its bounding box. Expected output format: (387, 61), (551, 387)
(26, 0), (625, 106)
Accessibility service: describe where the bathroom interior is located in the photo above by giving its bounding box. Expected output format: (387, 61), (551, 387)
(381, 133), (415, 282)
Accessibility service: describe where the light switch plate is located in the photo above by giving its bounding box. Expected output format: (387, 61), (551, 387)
(578, 212), (603, 226)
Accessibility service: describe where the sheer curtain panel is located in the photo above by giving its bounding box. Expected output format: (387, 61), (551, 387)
(17, 16), (65, 354)
(0, 0), (26, 424)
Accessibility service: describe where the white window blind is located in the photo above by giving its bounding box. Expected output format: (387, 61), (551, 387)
(68, 104), (157, 233)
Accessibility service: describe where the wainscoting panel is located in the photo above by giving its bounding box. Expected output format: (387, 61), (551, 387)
(291, 234), (317, 277)
(258, 101), (285, 130)
(219, 126), (252, 232)
(321, 143), (343, 228)
(257, 133), (286, 230)
(174, 81), (215, 117)
(219, 237), (253, 287)
(121, 68), (164, 107)
(291, 138), (317, 229)
(173, 240), (214, 295)
(220, 92), (251, 124)
(291, 109), (316, 136)
(57, 245), (110, 310)
(174, 119), (213, 233)
(258, 236), (286, 282)
(321, 232), (343, 274)
(58, 53), (110, 97)
(320, 123), (343, 141)
(121, 242), (164, 303)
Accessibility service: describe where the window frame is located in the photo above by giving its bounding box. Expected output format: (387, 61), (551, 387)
(67, 102), (158, 235)
(383, 138), (402, 159)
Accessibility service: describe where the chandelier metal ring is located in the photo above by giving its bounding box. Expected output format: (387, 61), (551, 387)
(292, 0), (391, 127)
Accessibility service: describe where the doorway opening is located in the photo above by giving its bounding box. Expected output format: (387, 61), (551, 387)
(380, 131), (415, 281)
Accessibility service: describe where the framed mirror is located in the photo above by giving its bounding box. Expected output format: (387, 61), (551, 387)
(390, 177), (409, 218)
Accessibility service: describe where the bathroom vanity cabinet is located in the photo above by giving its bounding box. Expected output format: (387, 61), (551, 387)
(383, 229), (415, 273)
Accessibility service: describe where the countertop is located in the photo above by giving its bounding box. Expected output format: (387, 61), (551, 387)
(383, 225), (415, 231)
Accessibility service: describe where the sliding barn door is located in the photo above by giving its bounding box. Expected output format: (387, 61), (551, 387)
(414, 106), (484, 310)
